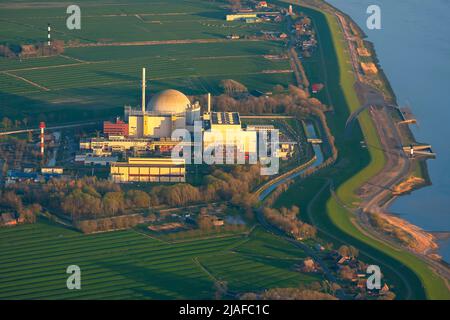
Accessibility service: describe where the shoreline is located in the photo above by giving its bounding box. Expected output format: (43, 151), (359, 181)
(332, 5), (443, 260)
(319, 0), (439, 254)
(279, 0), (449, 297)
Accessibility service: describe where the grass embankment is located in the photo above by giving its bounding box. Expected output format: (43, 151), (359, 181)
(276, 1), (449, 299)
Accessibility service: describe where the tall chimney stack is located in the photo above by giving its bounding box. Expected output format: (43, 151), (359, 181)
(47, 23), (51, 46)
(207, 93), (211, 113)
(142, 67), (146, 113)
(39, 122), (46, 157)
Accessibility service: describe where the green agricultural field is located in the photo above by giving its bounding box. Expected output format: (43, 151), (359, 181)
(0, 41), (294, 124)
(0, 0), (226, 44)
(0, 221), (316, 299)
(0, 0), (291, 126)
(9, 54), (291, 91)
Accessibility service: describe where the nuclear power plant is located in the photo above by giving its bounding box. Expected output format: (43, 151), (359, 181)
(78, 68), (263, 183)
(123, 68), (201, 139)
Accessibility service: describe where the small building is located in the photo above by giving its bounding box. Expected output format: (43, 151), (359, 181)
(213, 218), (224, 226)
(337, 256), (350, 265)
(103, 118), (129, 137)
(226, 13), (257, 21)
(200, 214), (224, 227)
(75, 154), (86, 163)
(256, 1), (268, 9)
(381, 283), (390, 293)
(245, 17), (262, 23)
(41, 167), (63, 174)
(279, 33), (288, 39)
(311, 83), (324, 93)
(110, 157), (185, 183)
(314, 243), (325, 251)
(19, 44), (38, 58)
(357, 47), (371, 57)
(6, 170), (40, 184)
(0, 213), (17, 226)
(360, 62), (378, 75)
(84, 155), (118, 166)
(302, 258), (317, 272)
(227, 34), (240, 40)
(274, 15), (283, 22)
(356, 279), (366, 290)
(246, 124), (275, 133)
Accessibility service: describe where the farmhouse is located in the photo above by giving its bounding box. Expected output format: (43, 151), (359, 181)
(256, 1), (268, 9)
(0, 213), (18, 226)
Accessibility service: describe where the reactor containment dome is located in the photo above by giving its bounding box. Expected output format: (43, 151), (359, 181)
(148, 89), (191, 114)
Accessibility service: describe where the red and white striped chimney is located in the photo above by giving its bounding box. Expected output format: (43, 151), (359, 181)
(39, 122), (46, 157)
(47, 23), (51, 46)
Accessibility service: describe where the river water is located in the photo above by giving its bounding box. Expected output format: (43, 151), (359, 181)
(326, 0), (450, 261)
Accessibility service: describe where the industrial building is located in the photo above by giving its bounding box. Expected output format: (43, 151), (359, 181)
(80, 68), (257, 158)
(77, 68), (292, 183)
(125, 89), (201, 139)
(110, 158), (185, 183)
(103, 118), (129, 137)
(246, 124), (275, 133)
(202, 112), (257, 161)
(122, 68), (201, 139)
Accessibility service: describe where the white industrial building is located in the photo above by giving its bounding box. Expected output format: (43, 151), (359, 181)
(202, 112), (257, 159)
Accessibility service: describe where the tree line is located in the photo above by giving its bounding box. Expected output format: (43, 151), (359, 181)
(3, 165), (264, 227)
(194, 85), (327, 116)
(262, 206), (317, 240)
(0, 190), (41, 224)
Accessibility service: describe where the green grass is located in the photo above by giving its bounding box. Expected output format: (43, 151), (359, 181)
(199, 227), (319, 292)
(63, 41), (285, 62)
(9, 54), (291, 91)
(0, 55), (78, 72)
(0, 0), (226, 44)
(0, 42), (294, 124)
(0, 221), (315, 299)
(275, 1), (449, 299)
(0, 0), (291, 126)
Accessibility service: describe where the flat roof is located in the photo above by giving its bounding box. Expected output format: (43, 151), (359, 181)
(211, 112), (240, 125)
(111, 164), (185, 168)
(111, 157), (185, 167)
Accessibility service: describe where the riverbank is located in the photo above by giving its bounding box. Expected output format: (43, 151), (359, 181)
(326, 0), (450, 263)
(367, 211), (439, 256)
(322, 0), (446, 265)
(276, 0), (449, 299)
